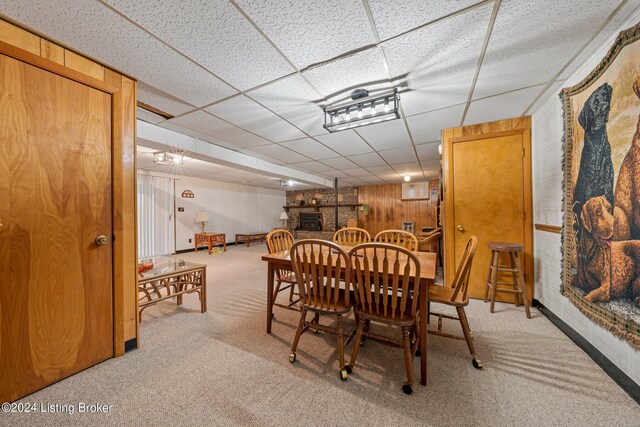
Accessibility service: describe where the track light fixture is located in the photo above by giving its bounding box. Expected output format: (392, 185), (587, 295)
(323, 88), (400, 133)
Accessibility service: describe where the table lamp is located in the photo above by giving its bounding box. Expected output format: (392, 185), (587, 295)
(279, 211), (289, 229)
(195, 210), (210, 233)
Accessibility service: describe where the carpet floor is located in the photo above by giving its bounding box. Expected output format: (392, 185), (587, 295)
(5, 244), (639, 426)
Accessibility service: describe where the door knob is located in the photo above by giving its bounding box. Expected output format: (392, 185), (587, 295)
(95, 235), (110, 245)
(457, 225), (465, 232)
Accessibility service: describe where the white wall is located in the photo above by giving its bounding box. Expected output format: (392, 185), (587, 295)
(532, 11), (640, 386)
(173, 176), (284, 251)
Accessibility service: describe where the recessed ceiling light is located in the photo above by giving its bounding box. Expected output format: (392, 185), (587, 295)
(403, 175), (411, 182)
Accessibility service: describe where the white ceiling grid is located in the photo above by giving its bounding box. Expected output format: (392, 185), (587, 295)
(0, 0), (637, 187)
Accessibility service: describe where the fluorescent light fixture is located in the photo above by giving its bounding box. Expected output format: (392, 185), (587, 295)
(323, 89), (400, 133)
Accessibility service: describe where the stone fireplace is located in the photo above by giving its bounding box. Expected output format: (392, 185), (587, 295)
(298, 212), (322, 231)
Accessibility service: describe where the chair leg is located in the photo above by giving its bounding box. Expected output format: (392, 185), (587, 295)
(349, 317), (366, 369)
(456, 307), (482, 369)
(273, 280), (282, 305)
(289, 308), (307, 363)
(490, 252), (499, 313)
(289, 282), (295, 303)
(484, 251), (496, 303)
(514, 253), (532, 319)
(509, 252), (520, 307)
(402, 326), (414, 394)
(337, 315), (348, 380)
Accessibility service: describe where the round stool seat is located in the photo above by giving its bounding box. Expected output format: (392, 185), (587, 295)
(487, 241), (524, 252)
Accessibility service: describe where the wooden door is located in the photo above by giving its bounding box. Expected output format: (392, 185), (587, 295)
(442, 118), (533, 303)
(0, 53), (113, 402)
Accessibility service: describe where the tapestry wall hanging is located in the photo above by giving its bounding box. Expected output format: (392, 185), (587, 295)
(561, 22), (640, 348)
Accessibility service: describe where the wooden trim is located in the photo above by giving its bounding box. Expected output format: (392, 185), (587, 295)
(0, 40), (119, 94)
(449, 128), (528, 143)
(137, 101), (174, 120)
(535, 224), (562, 234)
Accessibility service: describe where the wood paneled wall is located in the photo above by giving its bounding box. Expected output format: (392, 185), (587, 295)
(0, 19), (138, 355)
(357, 182), (438, 237)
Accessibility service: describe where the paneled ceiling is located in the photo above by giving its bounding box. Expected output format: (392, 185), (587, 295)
(2, 0), (638, 186)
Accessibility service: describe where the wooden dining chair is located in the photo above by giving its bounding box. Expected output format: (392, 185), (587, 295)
(347, 243), (421, 395)
(428, 236), (482, 369)
(333, 227), (371, 246)
(266, 229), (298, 312)
(374, 229), (419, 251)
(289, 239), (354, 380)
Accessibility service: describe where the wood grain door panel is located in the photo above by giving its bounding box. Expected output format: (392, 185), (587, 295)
(452, 134), (526, 300)
(0, 54), (113, 402)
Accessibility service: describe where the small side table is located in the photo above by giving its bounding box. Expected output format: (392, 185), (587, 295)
(195, 232), (226, 254)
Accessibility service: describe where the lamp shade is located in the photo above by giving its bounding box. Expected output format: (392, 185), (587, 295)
(195, 210), (210, 223)
(280, 212), (289, 220)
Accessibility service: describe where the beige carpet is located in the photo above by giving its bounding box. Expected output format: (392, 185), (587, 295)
(6, 245), (639, 426)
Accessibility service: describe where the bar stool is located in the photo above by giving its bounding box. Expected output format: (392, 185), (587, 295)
(484, 241), (531, 319)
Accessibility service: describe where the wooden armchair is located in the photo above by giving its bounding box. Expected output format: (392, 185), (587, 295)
(333, 227), (371, 246)
(428, 236), (482, 369)
(347, 243), (421, 394)
(289, 240), (354, 380)
(374, 229), (419, 251)
(266, 229), (298, 312)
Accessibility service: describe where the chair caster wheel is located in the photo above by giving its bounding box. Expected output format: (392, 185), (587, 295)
(344, 365), (352, 374)
(340, 368), (348, 381)
(289, 352), (296, 363)
(472, 356), (483, 369)
(402, 384), (413, 395)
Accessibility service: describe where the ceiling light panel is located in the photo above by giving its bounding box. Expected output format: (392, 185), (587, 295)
(168, 110), (272, 149)
(279, 138), (337, 160)
(472, 0), (621, 100)
(138, 81), (195, 117)
(405, 104), (465, 145)
(236, 0), (374, 69)
(354, 119), (412, 151)
(369, 0), (479, 40)
(314, 131), (373, 156)
(381, 4), (492, 116)
(205, 95), (306, 142)
(104, 0), (294, 90)
(302, 49), (390, 97)
(464, 85), (545, 126)
(0, 0), (237, 106)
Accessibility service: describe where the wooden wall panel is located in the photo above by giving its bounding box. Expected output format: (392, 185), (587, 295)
(358, 182), (438, 237)
(0, 19), (137, 360)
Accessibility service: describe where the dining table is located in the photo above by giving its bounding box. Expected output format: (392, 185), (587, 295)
(261, 246), (437, 386)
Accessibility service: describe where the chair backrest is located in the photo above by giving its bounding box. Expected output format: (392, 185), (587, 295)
(374, 229), (419, 251)
(266, 229), (294, 254)
(333, 227), (371, 247)
(290, 239), (351, 311)
(449, 236), (478, 302)
(419, 231), (441, 252)
(349, 243), (421, 321)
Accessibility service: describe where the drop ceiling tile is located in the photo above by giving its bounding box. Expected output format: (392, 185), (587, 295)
(238, 148), (286, 165)
(247, 74), (325, 136)
(205, 95), (306, 142)
(158, 121), (246, 152)
(465, 85), (545, 126)
(320, 157), (358, 170)
(382, 4), (492, 115)
(168, 110), (272, 149)
(303, 48), (389, 97)
(391, 162), (423, 173)
(379, 147), (417, 164)
(354, 119), (412, 151)
(248, 144), (310, 164)
(343, 168), (374, 178)
(279, 138), (337, 160)
(420, 159), (440, 171)
(367, 165), (396, 175)
(415, 142), (441, 162)
(525, 80), (565, 115)
(349, 152), (388, 167)
(236, 0), (374, 69)
(473, 0), (620, 99)
(320, 170), (349, 179)
(369, 0), (479, 40)
(406, 104), (465, 145)
(285, 161), (335, 173)
(359, 176), (387, 185)
(137, 107), (165, 125)
(138, 82), (195, 117)
(314, 131), (372, 156)
(1, 0), (237, 106)
(104, 0), (294, 90)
